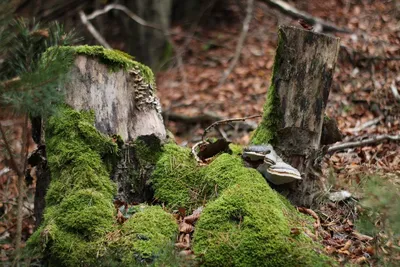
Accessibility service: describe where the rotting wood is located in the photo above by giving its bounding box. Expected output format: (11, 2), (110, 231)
(65, 56), (166, 142)
(252, 25), (340, 206)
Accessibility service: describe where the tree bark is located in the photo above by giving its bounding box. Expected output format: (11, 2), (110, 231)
(252, 25), (340, 206)
(33, 53), (167, 224)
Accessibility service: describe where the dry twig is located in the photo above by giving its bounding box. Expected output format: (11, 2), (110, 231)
(218, 0), (254, 86)
(390, 80), (400, 101)
(328, 134), (400, 153)
(202, 114), (261, 141)
(347, 116), (384, 133)
(79, 10), (111, 48)
(259, 0), (351, 33)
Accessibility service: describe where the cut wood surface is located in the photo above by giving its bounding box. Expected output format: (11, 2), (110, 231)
(65, 55), (166, 142)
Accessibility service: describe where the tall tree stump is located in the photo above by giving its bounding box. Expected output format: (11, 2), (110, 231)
(251, 25), (340, 206)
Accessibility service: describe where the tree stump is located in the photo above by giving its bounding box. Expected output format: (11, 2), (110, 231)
(33, 47), (166, 226)
(251, 25), (340, 206)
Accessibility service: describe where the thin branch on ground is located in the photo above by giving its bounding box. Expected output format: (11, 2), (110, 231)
(390, 80), (400, 101)
(218, 0), (254, 86)
(347, 116), (384, 133)
(328, 134), (400, 153)
(162, 111), (258, 132)
(259, 0), (351, 33)
(0, 123), (23, 177)
(202, 114), (261, 141)
(358, 56), (400, 62)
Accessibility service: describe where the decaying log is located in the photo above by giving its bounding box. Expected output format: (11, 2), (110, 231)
(252, 25), (340, 206)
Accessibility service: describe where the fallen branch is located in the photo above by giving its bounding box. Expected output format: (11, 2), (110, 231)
(328, 134), (400, 153)
(390, 80), (400, 101)
(162, 111), (258, 132)
(163, 111), (222, 124)
(202, 114), (261, 141)
(259, 0), (351, 33)
(347, 116), (383, 133)
(358, 56), (400, 62)
(218, 0), (254, 86)
(85, 4), (160, 30)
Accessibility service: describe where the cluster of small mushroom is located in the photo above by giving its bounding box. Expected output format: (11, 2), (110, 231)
(129, 68), (162, 115)
(175, 206), (203, 257)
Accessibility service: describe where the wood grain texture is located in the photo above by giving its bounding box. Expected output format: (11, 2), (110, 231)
(64, 56), (166, 142)
(257, 25), (340, 206)
(274, 25), (340, 155)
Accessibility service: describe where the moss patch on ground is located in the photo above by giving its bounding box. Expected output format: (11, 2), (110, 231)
(193, 181), (332, 267)
(152, 143), (332, 266)
(118, 205), (178, 265)
(151, 143), (205, 211)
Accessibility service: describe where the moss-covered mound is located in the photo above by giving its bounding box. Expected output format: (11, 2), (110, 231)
(152, 143), (332, 266)
(152, 143), (205, 210)
(26, 106), (177, 266)
(151, 144), (259, 211)
(193, 182), (331, 266)
(117, 205), (178, 265)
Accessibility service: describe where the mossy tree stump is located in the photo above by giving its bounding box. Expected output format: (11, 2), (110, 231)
(29, 44), (337, 266)
(33, 46), (167, 226)
(251, 26), (340, 206)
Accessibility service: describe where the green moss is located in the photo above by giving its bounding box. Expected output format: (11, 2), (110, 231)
(47, 45), (155, 84)
(56, 189), (115, 238)
(113, 205), (178, 265)
(133, 137), (163, 166)
(45, 106), (117, 205)
(202, 153), (265, 198)
(152, 143), (205, 210)
(193, 181), (332, 267)
(228, 143), (243, 156)
(26, 105), (119, 266)
(251, 30), (285, 145)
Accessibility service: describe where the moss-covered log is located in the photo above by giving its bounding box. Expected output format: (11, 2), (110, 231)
(252, 26), (340, 206)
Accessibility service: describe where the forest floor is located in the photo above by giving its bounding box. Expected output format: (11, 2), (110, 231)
(1, 0), (399, 265)
(156, 0), (400, 265)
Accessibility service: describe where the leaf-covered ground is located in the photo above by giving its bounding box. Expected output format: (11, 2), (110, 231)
(156, 0), (400, 264)
(1, 0), (399, 265)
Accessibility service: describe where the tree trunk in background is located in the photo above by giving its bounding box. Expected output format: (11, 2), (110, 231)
(125, 0), (172, 70)
(253, 25), (340, 207)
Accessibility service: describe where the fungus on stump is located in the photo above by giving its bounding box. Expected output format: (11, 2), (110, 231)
(33, 46), (167, 226)
(251, 26), (340, 206)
